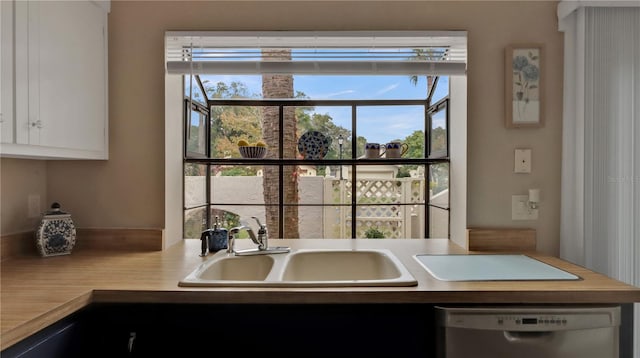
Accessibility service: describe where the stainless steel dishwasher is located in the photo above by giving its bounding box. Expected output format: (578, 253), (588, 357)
(436, 306), (621, 358)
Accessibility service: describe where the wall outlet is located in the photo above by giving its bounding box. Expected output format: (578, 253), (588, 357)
(28, 194), (41, 218)
(514, 149), (532, 173)
(512, 195), (538, 220)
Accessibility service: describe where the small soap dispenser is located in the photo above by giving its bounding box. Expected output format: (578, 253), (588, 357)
(208, 216), (228, 252)
(35, 202), (77, 257)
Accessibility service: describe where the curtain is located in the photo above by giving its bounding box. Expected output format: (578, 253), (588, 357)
(560, 5), (639, 357)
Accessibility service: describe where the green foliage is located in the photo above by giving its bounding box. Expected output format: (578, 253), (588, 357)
(183, 208), (243, 239)
(203, 81), (263, 160)
(184, 163), (204, 176)
(188, 77), (449, 191)
(364, 227), (385, 238)
(396, 167), (412, 178)
(430, 163), (449, 195)
(430, 127), (447, 154)
(204, 80), (256, 99)
(197, 78), (356, 169)
(219, 167), (258, 176)
(211, 209), (240, 230)
(393, 130), (424, 178)
(404, 130), (425, 158)
(297, 112), (352, 159)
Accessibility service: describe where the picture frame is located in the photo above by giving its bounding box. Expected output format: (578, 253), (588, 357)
(505, 44), (543, 128)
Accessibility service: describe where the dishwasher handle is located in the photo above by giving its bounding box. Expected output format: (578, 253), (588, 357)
(504, 330), (554, 343)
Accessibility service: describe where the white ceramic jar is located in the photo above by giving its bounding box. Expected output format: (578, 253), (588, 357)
(35, 202), (76, 257)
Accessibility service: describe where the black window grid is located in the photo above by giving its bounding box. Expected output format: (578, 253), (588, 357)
(183, 97), (450, 239)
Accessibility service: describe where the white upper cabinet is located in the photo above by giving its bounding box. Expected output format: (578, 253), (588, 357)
(0, 1), (14, 145)
(1, 0), (109, 160)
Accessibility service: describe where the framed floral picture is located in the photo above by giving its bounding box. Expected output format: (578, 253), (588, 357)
(505, 44), (543, 128)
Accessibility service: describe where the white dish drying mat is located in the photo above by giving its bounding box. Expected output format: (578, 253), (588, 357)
(414, 254), (580, 281)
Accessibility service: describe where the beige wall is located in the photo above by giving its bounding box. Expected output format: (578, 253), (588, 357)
(1, 1), (563, 255)
(0, 158), (47, 233)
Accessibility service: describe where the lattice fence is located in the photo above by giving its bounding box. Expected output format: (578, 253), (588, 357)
(323, 178), (425, 238)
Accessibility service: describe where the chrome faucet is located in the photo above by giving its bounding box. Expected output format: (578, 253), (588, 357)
(227, 225), (250, 254)
(227, 217), (289, 256)
(252, 216), (268, 250)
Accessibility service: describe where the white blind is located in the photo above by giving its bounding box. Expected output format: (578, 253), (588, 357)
(583, 7), (639, 282)
(559, 5), (639, 357)
(165, 31), (467, 75)
(582, 8), (639, 357)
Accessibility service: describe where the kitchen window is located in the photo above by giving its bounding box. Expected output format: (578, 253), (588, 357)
(165, 31), (468, 242)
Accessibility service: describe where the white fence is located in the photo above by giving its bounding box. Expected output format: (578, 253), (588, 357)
(185, 176), (448, 238)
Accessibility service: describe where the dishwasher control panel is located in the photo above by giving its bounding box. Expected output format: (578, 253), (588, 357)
(438, 306), (620, 331)
(495, 314), (568, 329)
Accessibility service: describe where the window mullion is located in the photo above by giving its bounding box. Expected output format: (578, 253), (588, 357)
(194, 75), (209, 103)
(205, 105), (212, 231)
(278, 105), (284, 238)
(424, 102), (431, 238)
(351, 104), (357, 239)
(185, 97), (450, 239)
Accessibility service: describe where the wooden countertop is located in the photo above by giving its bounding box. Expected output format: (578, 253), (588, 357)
(2, 238), (639, 349)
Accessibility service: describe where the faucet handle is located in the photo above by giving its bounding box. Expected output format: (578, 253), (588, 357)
(252, 217), (267, 236)
(251, 216), (264, 229)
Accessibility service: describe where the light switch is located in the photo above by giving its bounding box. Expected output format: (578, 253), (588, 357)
(512, 195), (538, 220)
(514, 149), (531, 173)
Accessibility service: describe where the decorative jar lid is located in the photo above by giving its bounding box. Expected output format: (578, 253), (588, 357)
(44, 202), (69, 216)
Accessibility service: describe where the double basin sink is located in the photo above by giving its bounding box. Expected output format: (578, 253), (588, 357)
(178, 248), (418, 287)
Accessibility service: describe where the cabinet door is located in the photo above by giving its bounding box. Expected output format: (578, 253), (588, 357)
(0, 0), (14, 144)
(0, 307), (97, 358)
(29, 1), (107, 155)
(8, 0), (107, 159)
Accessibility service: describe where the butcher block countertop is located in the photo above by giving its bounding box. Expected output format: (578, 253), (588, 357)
(2, 238), (639, 349)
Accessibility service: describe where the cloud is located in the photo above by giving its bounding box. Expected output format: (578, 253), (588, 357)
(376, 83), (400, 95)
(311, 89), (357, 99)
(357, 108), (424, 143)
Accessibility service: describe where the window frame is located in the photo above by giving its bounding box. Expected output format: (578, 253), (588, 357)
(165, 30), (468, 247)
(183, 77), (450, 239)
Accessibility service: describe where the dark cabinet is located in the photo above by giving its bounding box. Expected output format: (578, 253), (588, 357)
(1, 309), (94, 358)
(2, 303), (634, 357)
(91, 303), (438, 357)
(2, 303), (437, 357)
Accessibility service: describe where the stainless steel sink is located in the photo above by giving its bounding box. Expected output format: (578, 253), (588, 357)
(178, 248), (417, 287)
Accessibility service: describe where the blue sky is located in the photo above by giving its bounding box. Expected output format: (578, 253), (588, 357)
(199, 74), (448, 144)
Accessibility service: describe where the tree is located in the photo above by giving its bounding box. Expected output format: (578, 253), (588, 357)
(261, 49), (299, 238)
(202, 80), (262, 176)
(204, 81), (262, 157)
(430, 126), (446, 154)
(403, 130), (425, 159)
(427, 126), (447, 193)
(195, 75), (357, 235)
(297, 112), (352, 157)
(407, 49), (449, 188)
(396, 130), (425, 177)
(409, 48), (446, 99)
